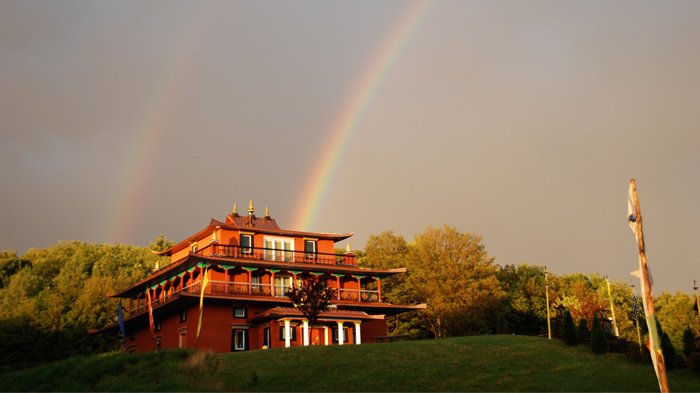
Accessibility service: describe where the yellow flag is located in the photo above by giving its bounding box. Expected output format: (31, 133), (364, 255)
(197, 268), (209, 339)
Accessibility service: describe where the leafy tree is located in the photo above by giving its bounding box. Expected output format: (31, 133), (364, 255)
(591, 316), (608, 354)
(149, 234), (174, 253)
(286, 276), (336, 325)
(496, 264), (547, 335)
(655, 291), (700, 350)
(403, 225), (505, 338)
(561, 309), (578, 346)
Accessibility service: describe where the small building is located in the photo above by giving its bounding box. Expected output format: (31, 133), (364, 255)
(106, 201), (424, 352)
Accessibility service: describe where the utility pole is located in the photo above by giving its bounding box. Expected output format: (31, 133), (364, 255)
(628, 179), (669, 393)
(605, 276), (620, 338)
(545, 266), (552, 340)
(693, 280), (699, 316)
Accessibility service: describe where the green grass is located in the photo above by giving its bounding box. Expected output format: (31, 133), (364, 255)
(1, 335), (698, 391)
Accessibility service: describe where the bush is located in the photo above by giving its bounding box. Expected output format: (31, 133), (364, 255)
(591, 316), (608, 355)
(658, 325), (677, 370)
(577, 319), (590, 342)
(682, 327), (696, 357)
(561, 310), (578, 346)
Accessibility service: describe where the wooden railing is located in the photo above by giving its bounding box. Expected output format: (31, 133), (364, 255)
(125, 280), (381, 318)
(196, 244), (357, 267)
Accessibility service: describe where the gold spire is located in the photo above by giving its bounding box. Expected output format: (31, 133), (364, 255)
(232, 202), (238, 216)
(265, 207), (270, 218)
(248, 199), (254, 214)
(346, 243), (352, 253)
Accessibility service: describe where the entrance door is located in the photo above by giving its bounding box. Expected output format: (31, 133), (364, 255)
(263, 327), (270, 348)
(231, 329), (248, 351)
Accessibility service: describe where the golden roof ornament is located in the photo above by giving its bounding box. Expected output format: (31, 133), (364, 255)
(248, 199), (255, 214)
(232, 202), (238, 216)
(265, 207), (270, 218)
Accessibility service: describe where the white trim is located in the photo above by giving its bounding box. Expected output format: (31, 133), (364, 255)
(303, 320), (309, 346)
(263, 236), (295, 262)
(354, 321), (361, 345)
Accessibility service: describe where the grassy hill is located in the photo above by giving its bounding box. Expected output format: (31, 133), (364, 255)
(1, 335), (698, 392)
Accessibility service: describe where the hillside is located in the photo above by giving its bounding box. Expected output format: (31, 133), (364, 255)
(1, 335), (698, 392)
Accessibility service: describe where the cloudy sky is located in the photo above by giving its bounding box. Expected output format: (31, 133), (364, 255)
(1, 0), (698, 293)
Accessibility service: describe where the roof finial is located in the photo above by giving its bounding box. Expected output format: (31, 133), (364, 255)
(346, 243), (352, 253)
(248, 199), (255, 214)
(265, 206), (270, 218)
(232, 202), (238, 216)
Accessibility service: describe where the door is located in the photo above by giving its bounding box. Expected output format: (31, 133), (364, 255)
(231, 329), (248, 351)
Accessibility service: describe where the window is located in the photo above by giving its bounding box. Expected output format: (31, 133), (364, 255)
(274, 274), (293, 297)
(263, 327), (271, 348)
(305, 240), (317, 260)
(332, 327), (349, 343)
(233, 305), (246, 318)
(180, 309), (187, 322)
(279, 325), (297, 341)
(264, 237), (293, 262)
(251, 272), (262, 293)
(232, 329), (247, 351)
(240, 234), (252, 254)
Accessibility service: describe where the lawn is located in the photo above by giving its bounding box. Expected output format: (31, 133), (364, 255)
(1, 335), (698, 391)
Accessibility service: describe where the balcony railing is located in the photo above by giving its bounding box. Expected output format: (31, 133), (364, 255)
(339, 288), (380, 303)
(125, 280), (381, 318)
(195, 244), (357, 267)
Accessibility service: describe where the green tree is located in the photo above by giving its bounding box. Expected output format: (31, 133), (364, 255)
(149, 234), (174, 253)
(591, 316), (608, 354)
(286, 276), (336, 325)
(655, 291), (700, 350)
(682, 327), (696, 357)
(496, 264), (547, 335)
(561, 309), (578, 346)
(577, 318), (590, 342)
(403, 225), (505, 338)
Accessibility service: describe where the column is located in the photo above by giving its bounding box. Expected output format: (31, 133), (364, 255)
(374, 277), (382, 302)
(337, 321), (344, 345)
(302, 320), (309, 346)
(332, 274), (343, 300)
(224, 268), (229, 294)
(354, 321), (361, 345)
(324, 326), (329, 346)
(284, 319), (291, 348)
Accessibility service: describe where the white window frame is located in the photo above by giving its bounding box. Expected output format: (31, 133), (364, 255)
(240, 234), (253, 254)
(304, 239), (317, 260)
(233, 329), (246, 351)
(274, 274), (293, 297)
(263, 236), (294, 262)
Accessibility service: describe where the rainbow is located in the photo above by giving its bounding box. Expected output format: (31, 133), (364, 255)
(292, 0), (434, 231)
(108, 8), (212, 244)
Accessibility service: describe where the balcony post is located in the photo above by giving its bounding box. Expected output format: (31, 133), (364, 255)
(242, 267), (255, 295)
(354, 321), (361, 345)
(267, 269), (281, 296)
(290, 270), (302, 288)
(374, 277), (382, 302)
(337, 321), (344, 345)
(224, 267), (229, 294)
(284, 319), (291, 348)
(324, 326), (329, 346)
(302, 320), (309, 346)
(332, 274), (343, 300)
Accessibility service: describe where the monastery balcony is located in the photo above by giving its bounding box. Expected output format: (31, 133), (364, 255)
(195, 244), (357, 267)
(125, 280), (381, 318)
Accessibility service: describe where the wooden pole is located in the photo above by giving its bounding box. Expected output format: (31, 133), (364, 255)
(545, 267), (552, 340)
(605, 277), (620, 337)
(628, 179), (669, 393)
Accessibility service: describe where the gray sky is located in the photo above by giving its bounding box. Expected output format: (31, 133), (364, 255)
(1, 0), (698, 293)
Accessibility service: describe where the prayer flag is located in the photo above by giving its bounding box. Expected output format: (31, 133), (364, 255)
(146, 289), (155, 336)
(196, 269), (209, 339)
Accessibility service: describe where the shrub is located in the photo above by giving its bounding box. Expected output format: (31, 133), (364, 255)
(577, 319), (590, 342)
(591, 316), (608, 355)
(682, 327), (696, 357)
(561, 309), (578, 346)
(658, 324), (677, 370)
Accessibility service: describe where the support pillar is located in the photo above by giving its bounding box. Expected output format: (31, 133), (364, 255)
(337, 321), (344, 345)
(354, 321), (361, 345)
(303, 320), (309, 346)
(374, 277), (382, 302)
(284, 320), (291, 348)
(324, 326), (329, 346)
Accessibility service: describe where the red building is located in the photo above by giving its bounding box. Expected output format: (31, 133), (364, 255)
(108, 201), (424, 352)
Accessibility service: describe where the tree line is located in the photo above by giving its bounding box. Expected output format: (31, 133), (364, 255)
(0, 228), (697, 370)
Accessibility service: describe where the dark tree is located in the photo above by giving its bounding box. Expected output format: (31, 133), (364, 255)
(591, 316), (609, 354)
(682, 327), (696, 357)
(561, 309), (578, 346)
(657, 320), (677, 370)
(577, 318), (590, 342)
(287, 276), (336, 325)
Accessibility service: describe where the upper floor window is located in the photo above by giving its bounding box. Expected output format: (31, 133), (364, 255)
(264, 237), (293, 262)
(304, 240), (317, 260)
(240, 234), (253, 254)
